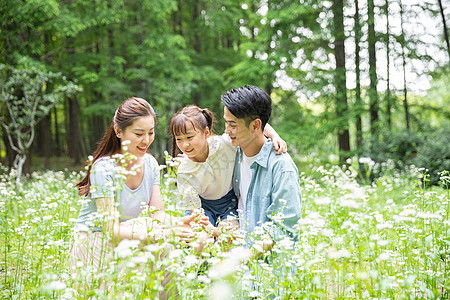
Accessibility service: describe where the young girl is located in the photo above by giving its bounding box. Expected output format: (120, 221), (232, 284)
(71, 97), (197, 292)
(169, 105), (286, 232)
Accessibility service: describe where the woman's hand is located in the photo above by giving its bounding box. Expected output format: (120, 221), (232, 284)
(164, 226), (196, 243)
(271, 136), (287, 155)
(181, 211), (210, 228)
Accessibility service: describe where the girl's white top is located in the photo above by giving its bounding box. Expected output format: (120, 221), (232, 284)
(76, 154), (160, 232)
(176, 134), (236, 210)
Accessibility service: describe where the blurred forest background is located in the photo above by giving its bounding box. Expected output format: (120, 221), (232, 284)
(0, 0), (449, 183)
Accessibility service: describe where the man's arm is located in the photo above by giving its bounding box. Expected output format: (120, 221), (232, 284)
(266, 167), (302, 240)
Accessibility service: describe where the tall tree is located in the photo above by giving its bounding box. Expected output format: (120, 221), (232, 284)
(437, 0), (450, 59)
(333, 0), (351, 163)
(354, 0), (363, 149)
(384, 0), (392, 128)
(399, 0), (410, 130)
(368, 0), (379, 136)
(67, 95), (81, 164)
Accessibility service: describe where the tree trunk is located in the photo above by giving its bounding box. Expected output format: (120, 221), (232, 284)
(68, 95), (81, 164)
(90, 92), (106, 152)
(334, 0), (351, 163)
(13, 153), (27, 183)
(437, 0), (450, 59)
(385, 0), (392, 128)
(354, 0), (363, 150)
(191, 0), (201, 106)
(399, 0), (410, 131)
(53, 106), (61, 156)
(40, 114), (52, 167)
(2, 127), (14, 168)
(368, 0), (379, 136)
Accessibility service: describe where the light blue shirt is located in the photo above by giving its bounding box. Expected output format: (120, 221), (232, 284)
(232, 139), (302, 241)
(76, 154), (160, 232)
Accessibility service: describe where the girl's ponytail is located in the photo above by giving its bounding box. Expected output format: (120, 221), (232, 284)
(201, 108), (214, 132)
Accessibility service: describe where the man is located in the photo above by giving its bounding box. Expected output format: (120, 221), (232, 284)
(221, 85), (302, 246)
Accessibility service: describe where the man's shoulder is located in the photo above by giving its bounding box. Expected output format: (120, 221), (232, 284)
(267, 150), (298, 174)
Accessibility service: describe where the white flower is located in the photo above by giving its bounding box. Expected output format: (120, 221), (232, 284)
(332, 237), (344, 245)
(342, 220), (358, 230)
(377, 252), (390, 261)
(400, 208), (416, 217)
(184, 255), (199, 267)
(278, 237), (293, 249)
(248, 291), (262, 298)
(378, 240), (389, 247)
(198, 275), (211, 284)
(393, 215), (416, 223)
(209, 282), (233, 300)
(370, 234), (381, 241)
(314, 197), (331, 206)
(316, 242), (328, 252)
(417, 211), (443, 220)
(321, 229), (334, 237)
(376, 222), (393, 230)
(327, 247), (351, 259)
(43, 214), (53, 221)
(169, 249), (184, 260)
(47, 280), (66, 291)
(132, 254), (151, 264)
(115, 239), (140, 258)
(359, 157), (375, 165)
(339, 199), (360, 209)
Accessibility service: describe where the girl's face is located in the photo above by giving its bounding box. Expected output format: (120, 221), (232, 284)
(116, 116), (155, 158)
(175, 122), (210, 162)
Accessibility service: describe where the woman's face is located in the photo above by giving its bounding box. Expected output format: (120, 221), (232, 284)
(117, 116), (155, 158)
(174, 122), (209, 163)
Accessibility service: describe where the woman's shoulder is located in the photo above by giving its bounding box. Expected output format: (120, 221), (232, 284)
(143, 153), (156, 162)
(143, 153), (159, 168)
(91, 156), (115, 172)
(89, 156), (116, 184)
(208, 134), (236, 156)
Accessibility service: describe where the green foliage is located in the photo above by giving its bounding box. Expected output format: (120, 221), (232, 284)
(366, 127), (450, 186)
(414, 128), (450, 185)
(1, 0), (449, 168)
(367, 130), (422, 167)
(0, 57), (80, 180)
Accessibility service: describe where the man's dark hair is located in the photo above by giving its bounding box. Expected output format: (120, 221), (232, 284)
(221, 85), (272, 130)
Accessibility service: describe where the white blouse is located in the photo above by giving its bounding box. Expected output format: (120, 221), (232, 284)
(176, 134), (236, 210)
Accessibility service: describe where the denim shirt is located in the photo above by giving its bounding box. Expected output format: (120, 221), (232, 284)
(232, 139), (302, 241)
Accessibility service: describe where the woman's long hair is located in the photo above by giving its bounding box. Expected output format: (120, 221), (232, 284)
(76, 97), (156, 196)
(168, 105), (214, 158)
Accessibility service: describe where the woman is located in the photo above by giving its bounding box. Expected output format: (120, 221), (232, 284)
(71, 97), (197, 294)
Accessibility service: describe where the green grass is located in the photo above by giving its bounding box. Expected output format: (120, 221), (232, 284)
(0, 161), (449, 299)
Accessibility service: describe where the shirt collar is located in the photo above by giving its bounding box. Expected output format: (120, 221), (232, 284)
(253, 138), (272, 168)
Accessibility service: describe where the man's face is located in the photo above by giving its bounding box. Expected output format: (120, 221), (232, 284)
(223, 106), (254, 148)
